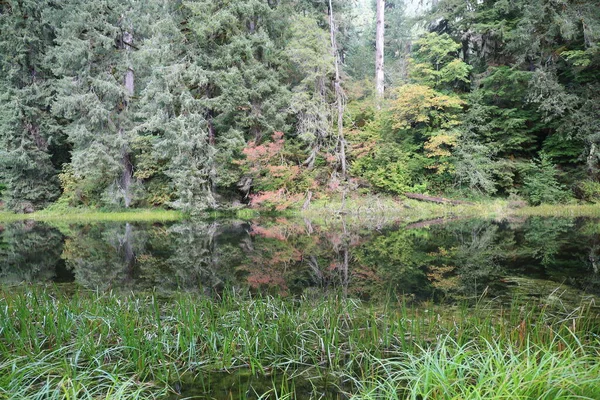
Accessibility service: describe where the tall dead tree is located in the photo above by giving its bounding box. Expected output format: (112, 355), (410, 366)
(120, 28), (135, 208)
(375, 0), (385, 107)
(328, 0), (347, 177)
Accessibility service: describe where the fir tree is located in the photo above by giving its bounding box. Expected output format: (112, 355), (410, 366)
(48, 0), (143, 207)
(0, 0), (61, 212)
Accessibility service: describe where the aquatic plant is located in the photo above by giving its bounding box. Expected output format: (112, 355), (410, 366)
(0, 287), (598, 399)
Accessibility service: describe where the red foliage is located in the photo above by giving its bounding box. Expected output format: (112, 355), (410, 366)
(242, 131), (285, 167)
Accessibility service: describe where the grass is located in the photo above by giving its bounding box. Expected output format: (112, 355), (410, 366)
(516, 203), (600, 217)
(351, 336), (600, 399)
(0, 286), (599, 399)
(2, 195), (600, 224)
(0, 208), (184, 223)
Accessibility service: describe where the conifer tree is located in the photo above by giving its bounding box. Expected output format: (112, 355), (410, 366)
(0, 0), (61, 212)
(135, 0), (217, 211)
(48, 0), (142, 207)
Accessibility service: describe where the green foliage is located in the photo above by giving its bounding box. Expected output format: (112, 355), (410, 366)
(409, 33), (472, 89)
(351, 145), (418, 194)
(2, 0), (600, 209)
(453, 138), (498, 195)
(575, 180), (600, 203)
(0, 0), (62, 212)
(518, 154), (572, 205)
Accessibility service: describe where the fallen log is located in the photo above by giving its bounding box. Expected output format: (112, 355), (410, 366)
(404, 193), (474, 205)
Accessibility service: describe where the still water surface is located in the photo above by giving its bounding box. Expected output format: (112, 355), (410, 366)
(2, 216), (599, 304)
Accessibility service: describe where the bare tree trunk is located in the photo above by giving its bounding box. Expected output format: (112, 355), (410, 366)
(120, 30), (135, 208)
(375, 0), (385, 107)
(587, 142), (597, 177)
(328, 0), (347, 177)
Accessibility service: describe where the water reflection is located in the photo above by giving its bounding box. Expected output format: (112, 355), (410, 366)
(1, 216), (599, 303)
(0, 220), (65, 284)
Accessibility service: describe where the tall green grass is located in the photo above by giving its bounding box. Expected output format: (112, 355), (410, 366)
(0, 287), (598, 399)
(350, 335), (600, 399)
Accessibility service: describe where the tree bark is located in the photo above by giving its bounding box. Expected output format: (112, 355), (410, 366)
(328, 0), (347, 177)
(375, 0), (385, 107)
(120, 30), (135, 208)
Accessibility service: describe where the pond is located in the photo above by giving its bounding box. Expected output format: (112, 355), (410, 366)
(1, 215), (600, 399)
(2, 215), (599, 303)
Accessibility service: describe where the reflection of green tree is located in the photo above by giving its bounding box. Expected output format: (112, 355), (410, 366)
(521, 217), (575, 266)
(52, 216), (600, 300)
(0, 221), (64, 284)
(62, 221), (247, 293)
(519, 218), (600, 295)
(156, 222), (243, 293)
(62, 223), (149, 290)
(353, 229), (433, 301)
(441, 220), (510, 298)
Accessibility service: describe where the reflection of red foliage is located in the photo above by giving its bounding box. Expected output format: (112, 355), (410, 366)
(246, 270), (288, 295)
(250, 224), (287, 241)
(349, 264), (383, 298)
(249, 221), (309, 241)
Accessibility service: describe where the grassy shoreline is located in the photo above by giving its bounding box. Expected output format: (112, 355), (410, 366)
(0, 208), (184, 223)
(1, 197), (600, 224)
(1, 287), (599, 399)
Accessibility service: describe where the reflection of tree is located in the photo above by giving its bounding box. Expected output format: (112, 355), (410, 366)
(62, 221), (246, 293)
(441, 220), (509, 298)
(48, 215), (600, 300)
(0, 221), (64, 284)
(521, 217), (575, 266)
(63, 223), (149, 290)
(237, 218), (357, 296)
(353, 229), (433, 301)
(156, 222), (243, 294)
(540, 218), (600, 295)
(240, 221), (307, 296)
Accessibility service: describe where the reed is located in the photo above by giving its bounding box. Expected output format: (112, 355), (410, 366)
(0, 286), (598, 399)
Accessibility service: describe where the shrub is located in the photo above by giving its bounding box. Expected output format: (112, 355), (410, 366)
(518, 153), (572, 205)
(575, 180), (600, 203)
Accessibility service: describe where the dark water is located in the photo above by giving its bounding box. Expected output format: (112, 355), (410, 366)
(1, 216), (599, 303)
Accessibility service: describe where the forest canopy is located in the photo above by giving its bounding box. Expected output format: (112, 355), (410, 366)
(1, 0), (599, 212)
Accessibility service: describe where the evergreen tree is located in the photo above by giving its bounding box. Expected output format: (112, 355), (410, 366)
(0, 0), (61, 212)
(48, 0), (143, 207)
(134, 0), (217, 211)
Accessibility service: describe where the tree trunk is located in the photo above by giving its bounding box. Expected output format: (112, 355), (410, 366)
(328, 0), (347, 177)
(375, 0), (385, 107)
(120, 30), (135, 208)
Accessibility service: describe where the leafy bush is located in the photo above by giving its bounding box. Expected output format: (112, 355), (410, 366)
(518, 154), (572, 205)
(351, 145), (425, 194)
(575, 180), (600, 203)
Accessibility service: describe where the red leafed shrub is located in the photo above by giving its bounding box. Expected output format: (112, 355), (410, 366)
(239, 132), (316, 210)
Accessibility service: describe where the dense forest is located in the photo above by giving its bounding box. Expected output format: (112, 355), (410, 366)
(1, 0), (599, 213)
